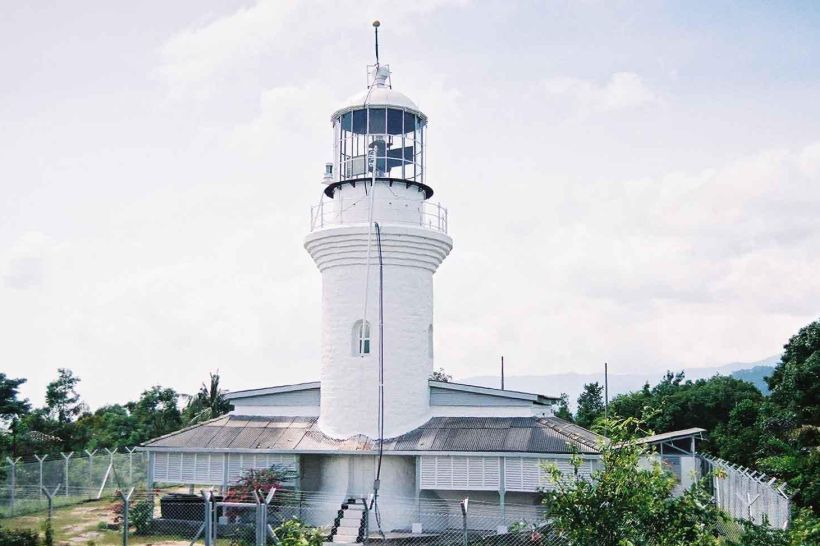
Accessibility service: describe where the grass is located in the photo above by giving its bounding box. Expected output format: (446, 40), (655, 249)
(0, 498), (199, 546)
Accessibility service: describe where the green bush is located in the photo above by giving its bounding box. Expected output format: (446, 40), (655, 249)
(273, 518), (325, 546)
(0, 526), (40, 546)
(130, 500), (153, 535)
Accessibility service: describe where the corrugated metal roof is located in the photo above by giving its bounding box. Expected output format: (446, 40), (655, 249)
(142, 415), (603, 454)
(634, 427), (705, 445)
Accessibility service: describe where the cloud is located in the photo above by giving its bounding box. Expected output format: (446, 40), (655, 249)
(541, 72), (658, 114)
(157, 1), (297, 100)
(157, 0), (469, 100)
(435, 140), (820, 377)
(2, 232), (52, 290)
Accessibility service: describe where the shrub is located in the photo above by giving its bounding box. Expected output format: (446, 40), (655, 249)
(0, 526), (40, 546)
(273, 518), (325, 546)
(130, 500), (153, 535)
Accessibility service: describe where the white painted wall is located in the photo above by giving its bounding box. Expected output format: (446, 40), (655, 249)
(297, 454), (416, 530)
(305, 182), (452, 439)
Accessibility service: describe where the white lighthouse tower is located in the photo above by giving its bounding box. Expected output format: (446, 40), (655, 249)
(305, 43), (452, 440)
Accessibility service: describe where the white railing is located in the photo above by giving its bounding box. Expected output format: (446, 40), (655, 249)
(310, 197), (449, 234)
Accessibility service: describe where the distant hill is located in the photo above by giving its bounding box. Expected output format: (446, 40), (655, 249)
(730, 365), (775, 394)
(459, 355), (780, 408)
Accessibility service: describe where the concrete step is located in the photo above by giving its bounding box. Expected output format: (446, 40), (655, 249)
(343, 505), (365, 511)
(334, 527), (360, 538)
(331, 536), (359, 544)
(338, 517), (362, 529)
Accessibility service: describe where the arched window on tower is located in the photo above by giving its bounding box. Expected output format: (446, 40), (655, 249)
(353, 320), (371, 356)
(428, 324), (434, 358)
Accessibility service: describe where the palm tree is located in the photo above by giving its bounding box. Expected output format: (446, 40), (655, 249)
(185, 371), (232, 424)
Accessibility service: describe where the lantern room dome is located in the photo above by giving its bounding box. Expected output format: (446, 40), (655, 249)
(331, 86), (425, 121)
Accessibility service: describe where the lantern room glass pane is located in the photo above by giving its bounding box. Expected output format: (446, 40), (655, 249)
(352, 110), (367, 133)
(387, 108), (403, 135)
(368, 108), (386, 134)
(404, 111), (416, 133)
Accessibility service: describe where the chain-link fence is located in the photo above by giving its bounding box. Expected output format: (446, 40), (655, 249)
(101, 489), (564, 546)
(0, 448), (146, 517)
(699, 454), (791, 529)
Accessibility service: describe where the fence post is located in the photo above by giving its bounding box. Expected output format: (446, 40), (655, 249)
(119, 487), (134, 546)
(260, 488), (276, 544)
(364, 495), (372, 546)
(6, 457), (20, 516)
(201, 490), (213, 546)
(61, 452), (73, 497)
(84, 449), (97, 488)
(460, 498), (469, 546)
(125, 447), (136, 484)
(35, 454), (48, 501)
(41, 484), (60, 521)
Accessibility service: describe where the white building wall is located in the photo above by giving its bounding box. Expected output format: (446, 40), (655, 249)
(298, 454), (416, 530)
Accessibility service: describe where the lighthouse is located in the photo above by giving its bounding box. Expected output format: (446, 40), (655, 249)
(304, 49), (452, 440)
(146, 26), (615, 528)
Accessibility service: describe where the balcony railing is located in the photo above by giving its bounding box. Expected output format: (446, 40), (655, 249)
(310, 197), (448, 234)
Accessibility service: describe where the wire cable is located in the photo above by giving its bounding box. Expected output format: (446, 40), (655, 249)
(371, 221), (386, 538)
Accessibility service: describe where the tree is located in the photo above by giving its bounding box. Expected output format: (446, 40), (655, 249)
(0, 374), (30, 423)
(756, 318), (820, 512)
(429, 368), (451, 382)
(73, 404), (137, 450)
(766, 319), (819, 426)
(543, 416), (723, 545)
(45, 368), (86, 424)
(610, 371), (765, 461)
(575, 382), (605, 429)
(554, 393), (573, 422)
(127, 386), (182, 442)
(183, 371), (233, 424)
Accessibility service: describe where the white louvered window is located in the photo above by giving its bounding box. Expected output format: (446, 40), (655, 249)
(153, 452), (169, 481)
(226, 454), (299, 484)
(419, 456), (501, 491)
(152, 452), (299, 486)
(503, 457), (593, 492)
(167, 453), (182, 482)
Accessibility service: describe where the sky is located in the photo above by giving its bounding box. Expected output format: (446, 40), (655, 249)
(1, 1), (819, 409)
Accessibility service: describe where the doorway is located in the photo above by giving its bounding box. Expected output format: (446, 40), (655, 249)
(348, 456), (376, 498)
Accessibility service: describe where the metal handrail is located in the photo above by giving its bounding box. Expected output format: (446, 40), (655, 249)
(310, 198), (448, 234)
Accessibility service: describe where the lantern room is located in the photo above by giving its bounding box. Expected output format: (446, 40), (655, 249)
(326, 64), (429, 198)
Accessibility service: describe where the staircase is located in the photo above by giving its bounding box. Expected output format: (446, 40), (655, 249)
(326, 498), (367, 544)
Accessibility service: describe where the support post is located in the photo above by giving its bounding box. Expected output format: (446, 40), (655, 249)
(498, 458), (507, 532)
(365, 494), (373, 546)
(414, 456), (422, 526)
(119, 488), (135, 546)
(460, 498), (469, 546)
(201, 490), (214, 546)
(35, 454), (48, 501)
(221, 454), (229, 495)
(6, 457), (20, 516)
(61, 452), (73, 497)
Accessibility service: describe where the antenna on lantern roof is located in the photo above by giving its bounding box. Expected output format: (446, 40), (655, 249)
(367, 21), (391, 90)
(373, 20), (380, 67)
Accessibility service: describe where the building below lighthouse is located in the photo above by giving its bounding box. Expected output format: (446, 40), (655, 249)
(140, 43), (703, 537)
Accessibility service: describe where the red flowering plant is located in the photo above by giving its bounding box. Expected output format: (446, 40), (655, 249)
(223, 465), (298, 521)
